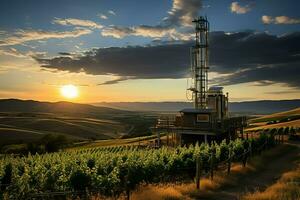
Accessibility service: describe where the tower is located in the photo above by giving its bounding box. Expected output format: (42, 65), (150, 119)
(153, 16), (247, 147)
(188, 16), (209, 109)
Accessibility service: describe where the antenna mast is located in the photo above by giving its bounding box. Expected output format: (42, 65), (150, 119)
(188, 16), (209, 109)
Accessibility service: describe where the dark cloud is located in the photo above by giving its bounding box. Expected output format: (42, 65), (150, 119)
(58, 52), (72, 56)
(266, 90), (300, 95)
(36, 31), (300, 88)
(213, 63), (300, 88)
(98, 76), (133, 85)
(101, 0), (202, 39)
(36, 43), (191, 80)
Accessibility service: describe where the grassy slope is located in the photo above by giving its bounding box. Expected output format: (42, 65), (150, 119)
(247, 119), (300, 131)
(0, 128), (45, 144)
(67, 135), (161, 150)
(0, 99), (158, 146)
(243, 155), (300, 200)
(0, 113), (128, 145)
(247, 107), (300, 131)
(251, 107), (300, 123)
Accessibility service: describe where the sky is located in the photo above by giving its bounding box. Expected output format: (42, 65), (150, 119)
(0, 0), (299, 103)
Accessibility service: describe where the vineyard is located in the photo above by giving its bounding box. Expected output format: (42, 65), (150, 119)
(0, 130), (288, 199)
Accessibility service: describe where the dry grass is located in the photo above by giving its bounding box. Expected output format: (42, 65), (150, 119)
(254, 107), (300, 121)
(243, 162), (300, 200)
(247, 119), (300, 131)
(131, 144), (299, 200)
(131, 163), (251, 200)
(132, 184), (186, 200)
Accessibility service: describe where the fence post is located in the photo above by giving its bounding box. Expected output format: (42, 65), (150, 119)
(167, 132), (169, 146)
(227, 148), (232, 175)
(242, 153), (245, 167)
(195, 156), (201, 189)
(241, 128), (244, 140)
(250, 141), (253, 157)
(210, 151), (214, 180)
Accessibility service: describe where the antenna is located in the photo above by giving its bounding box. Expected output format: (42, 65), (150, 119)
(188, 16), (209, 109)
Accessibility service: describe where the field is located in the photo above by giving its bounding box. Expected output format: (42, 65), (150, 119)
(246, 107), (300, 131)
(1, 101), (300, 199)
(0, 112), (127, 145)
(0, 99), (158, 146)
(0, 134), (276, 200)
(68, 134), (164, 149)
(131, 142), (300, 200)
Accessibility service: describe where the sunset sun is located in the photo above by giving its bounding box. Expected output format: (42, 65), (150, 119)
(60, 84), (79, 99)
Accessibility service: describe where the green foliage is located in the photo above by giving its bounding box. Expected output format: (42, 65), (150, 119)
(70, 170), (91, 191)
(1, 134), (69, 155)
(39, 134), (68, 152)
(0, 134), (275, 199)
(0, 163), (12, 191)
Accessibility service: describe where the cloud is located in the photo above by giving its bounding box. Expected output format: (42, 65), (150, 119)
(164, 0), (203, 27)
(108, 10), (116, 16)
(53, 18), (103, 29)
(261, 15), (273, 24)
(98, 14), (108, 20)
(262, 15), (300, 24)
(230, 2), (252, 14)
(0, 28), (92, 46)
(101, 25), (192, 40)
(101, 0), (202, 39)
(101, 26), (134, 38)
(0, 47), (46, 60)
(214, 63), (300, 89)
(0, 31), (7, 35)
(0, 47), (27, 58)
(58, 52), (73, 56)
(35, 31), (300, 88)
(265, 90), (300, 95)
(98, 76), (133, 85)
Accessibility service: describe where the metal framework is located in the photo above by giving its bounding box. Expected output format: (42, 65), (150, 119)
(188, 16), (210, 109)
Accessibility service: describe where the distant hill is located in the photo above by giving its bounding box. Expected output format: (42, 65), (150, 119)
(0, 99), (135, 145)
(94, 99), (300, 114)
(1, 98), (299, 146)
(0, 99), (129, 116)
(229, 100), (300, 114)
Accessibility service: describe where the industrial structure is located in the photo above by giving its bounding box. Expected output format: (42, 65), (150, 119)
(152, 16), (247, 146)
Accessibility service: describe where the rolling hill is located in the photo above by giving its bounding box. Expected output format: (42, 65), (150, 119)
(0, 99), (130, 117)
(247, 107), (300, 131)
(252, 107), (300, 122)
(94, 99), (300, 114)
(0, 99), (155, 146)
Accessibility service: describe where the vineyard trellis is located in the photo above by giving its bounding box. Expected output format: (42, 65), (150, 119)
(0, 129), (288, 200)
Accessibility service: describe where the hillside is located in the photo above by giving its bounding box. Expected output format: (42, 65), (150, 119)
(0, 99), (156, 146)
(94, 99), (300, 114)
(0, 99), (130, 117)
(252, 107), (300, 122)
(247, 107), (300, 131)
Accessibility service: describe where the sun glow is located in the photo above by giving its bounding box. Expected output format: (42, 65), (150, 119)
(60, 84), (79, 99)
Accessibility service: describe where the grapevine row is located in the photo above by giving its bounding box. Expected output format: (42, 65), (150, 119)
(0, 134), (275, 199)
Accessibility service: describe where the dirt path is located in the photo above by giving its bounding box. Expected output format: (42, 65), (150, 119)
(196, 142), (300, 200)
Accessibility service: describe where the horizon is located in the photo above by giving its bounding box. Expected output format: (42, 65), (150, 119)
(0, 0), (299, 103)
(1, 97), (300, 104)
